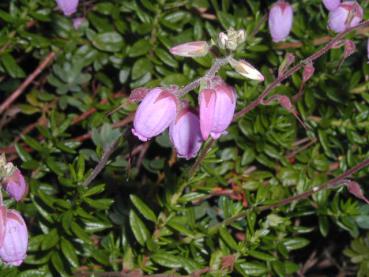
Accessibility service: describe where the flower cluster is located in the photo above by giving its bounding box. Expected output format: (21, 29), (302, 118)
(130, 30), (264, 159)
(130, 79), (238, 160)
(326, 1), (363, 33)
(267, 0), (363, 42)
(0, 155), (28, 266)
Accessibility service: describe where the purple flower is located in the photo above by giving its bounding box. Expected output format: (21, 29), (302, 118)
(323, 0), (341, 11)
(328, 1), (363, 33)
(132, 88), (177, 141)
(199, 79), (237, 140)
(169, 109), (203, 159)
(56, 0), (79, 16)
(268, 0), (294, 42)
(4, 168), (28, 202)
(0, 210), (28, 266)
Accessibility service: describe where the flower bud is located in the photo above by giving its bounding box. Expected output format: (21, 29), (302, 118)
(302, 63), (315, 82)
(169, 109), (203, 159)
(278, 53), (295, 78)
(328, 1), (363, 33)
(0, 210), (28, 266)
(132, 88), (177, 141)
(346, 180), (369, 205)
(3, 168), (27, 202)
(343, 40), (356, 59)
(129, 87), (150, 103)
(170, 41), (209, 58)
(218, 32), (228, 49)
(199, 79), (237, 140)
(56, 0), (79, 16)
(323, 0), (341, 11)
(268, 0), (294, 42)
(229, 58), (264, 81)
(73, 17), (84, 29)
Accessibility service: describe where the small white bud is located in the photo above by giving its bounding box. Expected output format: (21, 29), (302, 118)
(229, 58), (264, 81)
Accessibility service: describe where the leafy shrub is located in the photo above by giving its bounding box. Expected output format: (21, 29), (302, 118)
(0, 0), (369, 276)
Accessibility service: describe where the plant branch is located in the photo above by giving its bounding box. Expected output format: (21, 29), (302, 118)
(177, 56), (230, 97)
(0, 52), (56, 114)
(81, 138), (120, 187)
(234, 20), (369, 120)
(212, 157), (369, 229)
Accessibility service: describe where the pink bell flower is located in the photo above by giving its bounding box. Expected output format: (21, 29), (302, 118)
(3, 168), (28, 202)
(0, 207), (7, 248)
(56, 0), (79, 16)
(323, 0), (341, 11)
(268, 0), (294, 42)
(199, 79), (237, 140)
(0, 210), (28, 266)
(169, 109), (203, 159)
(132, 88), (177, 141)
(328, 1), (363, 33)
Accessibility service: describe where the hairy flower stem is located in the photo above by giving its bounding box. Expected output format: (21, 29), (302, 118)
(177, 57), (230, 97)
(234, 19), (369, 120)
(210, 157), (369, 231)
(82, 138), (120, 187)
(189, 138), (215, 178)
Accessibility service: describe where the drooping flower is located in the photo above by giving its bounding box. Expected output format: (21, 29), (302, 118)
(268, 0), (294, 42)
(199, 79), (237, 140)
(323, 0), (341, 11)
(0, 207), (7, 248)
(56, 0), (79, 16)
(0, 210), (28, 266)
(132, 88), (177, 141)
(3, 168), (27, 202)
(169, 108), (203, 159)
(169, 41), (209, 58)
(328, 1), (363, 33)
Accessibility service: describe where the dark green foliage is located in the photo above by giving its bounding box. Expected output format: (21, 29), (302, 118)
(1, 0), (369, 276)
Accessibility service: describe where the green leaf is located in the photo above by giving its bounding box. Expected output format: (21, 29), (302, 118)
(82, 184), (106, 198)
(1, 53), (25, 78)
(152, 253), (183, 268)
(283, 238), (310, 251)
(236, 261), (268, 276)
(219, 227), (239, 250)
(127, 39), (151, 57)
(248, 250), (277, 262)
(84, 198), (114, 209)
(129, 210), (150, 246)
(130, 195), (157, 222)
(91, 32), (124, 52)
(60, 238), (79, 268)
